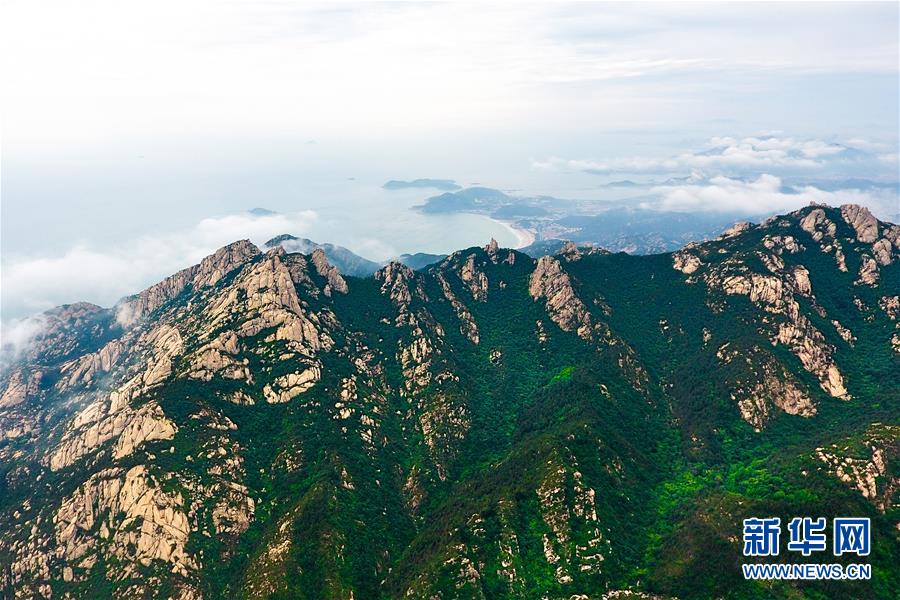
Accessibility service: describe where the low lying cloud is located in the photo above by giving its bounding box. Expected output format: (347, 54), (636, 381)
(533, 134), (896, 177)
(0, 315), (48, 370)
(1, 210), (317, 323)
(643, 174), (896, 217)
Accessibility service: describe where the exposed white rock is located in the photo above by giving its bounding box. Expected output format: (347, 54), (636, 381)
(212, 481), (256, 535)
(484, 238), (501, 263)
(763, 235), (803, 254)
(529, 256), (594, 341)
(672, 250), (702, 274)
(879, 296), (900, 320)
(721, 221), (751, 238)
(816, 425), (899, 513)
(734, 357), (816, 430)
(311, 248), (348, 296)
(56, 339), (124, 391)
(460, 254), (489, 302)
(799, 207), (836, 241)
(48, 401), (176, 470)
(840, 204), (879, 243)
(54, 465), (195, 578)
(856, 255), (879, 286)
(263, 366), (321, 403)
(1, 370), (30, 408)
(872, 238), (893, 266)
(713, 265), (847, 400)
(112, 403), (177, 460)
(558, 241), (583, 262)
(437, 271), (479, 344)
(117, 240), (258, 326)
(827, 320), (852, 345)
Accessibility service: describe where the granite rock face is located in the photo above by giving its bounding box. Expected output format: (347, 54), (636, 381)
(0, 203), (897, 599)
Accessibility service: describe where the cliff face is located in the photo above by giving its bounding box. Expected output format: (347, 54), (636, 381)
(1, 205), (898, 599)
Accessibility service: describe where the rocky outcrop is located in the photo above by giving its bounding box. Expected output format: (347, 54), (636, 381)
(879, 295), (900, 320)
(529, 256), (594, 341)
(840, 204), (879, 243)
(856, 255), (879, 286)
(56, 339), (124, 391)
(48, 325), (183, 470)
(437, 271), (479, 344)
(419, 392), (470, 481)
(799, 208), (836, 241)
(763, 234), (803, 254)
(376, 262), (443, 395)
(48, 400), (176, 470)
(730, 352), (816, 429)
(53, 465), (195, 577)
(212, 481), (256, 536)
(815, 425), (899, 513)
(672, 249), (702, 274)
(311, 248), (348, 296)
(831, 320), (855, 345)
(204, 249), (328, 358)
(460, 254), (489, 302)
(117, 240), (258, 326)
(558, 241), (582, 262)
(798, 207), (848, 271)
(376, 262), (415, 321)
(263, 366), (321, 403)
(0, 369), (41, 408)
(708, 252), (848, 400)
(111, 402), (177, 459)
(721, 221), (751, 238)
(872, 239), (893, 266)
(187, 331), (250, 382)
(536, 452), (608, 585)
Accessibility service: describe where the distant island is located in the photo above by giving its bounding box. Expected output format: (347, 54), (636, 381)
(383, 178), (461, 191)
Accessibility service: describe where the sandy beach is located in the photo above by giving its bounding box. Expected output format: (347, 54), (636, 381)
(493, 218), (536, 249)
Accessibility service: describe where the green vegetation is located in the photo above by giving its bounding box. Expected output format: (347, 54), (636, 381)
(1, 206), (897, 599)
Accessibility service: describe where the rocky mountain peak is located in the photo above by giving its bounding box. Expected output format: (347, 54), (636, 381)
(0, 204), (897, 599)
(116, 240), (259, 327)
(311, 249), (348, 296)
(840, 203), (879, 242)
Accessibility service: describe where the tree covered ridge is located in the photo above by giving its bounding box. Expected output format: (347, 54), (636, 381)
(0, 204), (897, 599)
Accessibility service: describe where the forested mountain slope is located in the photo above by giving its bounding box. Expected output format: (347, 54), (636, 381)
(1, 204), (898, 599)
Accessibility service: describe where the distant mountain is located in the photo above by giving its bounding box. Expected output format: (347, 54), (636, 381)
(491, 204), (549, 218)
(2, 204), (898, 598)
(549, 209), (750, 254)
(395, 252), (446, 270)
(417, 186), (760, 254)
(263, 234), (381, 277)
(247, 207), (277, 216)
(416, 186), (513, 213)
(383, 178), (461, 191)
(519, 238), (568, 257)
(603, 179), (640, 187)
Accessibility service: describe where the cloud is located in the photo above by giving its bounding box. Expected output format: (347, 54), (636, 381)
(643, 174), (897, 217)
(533, 134), (900, 182)
(0, 315), (48, 370)
(0, 210), (317, 322)
(3, 2), (897, 155)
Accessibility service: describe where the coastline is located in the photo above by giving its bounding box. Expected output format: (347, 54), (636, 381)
(493, 218), (536, 249)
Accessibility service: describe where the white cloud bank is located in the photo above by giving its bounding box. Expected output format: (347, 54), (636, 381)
(532, 135), (894, 176)
(643, 174), (897, 217)
(0, 210), (317, 322)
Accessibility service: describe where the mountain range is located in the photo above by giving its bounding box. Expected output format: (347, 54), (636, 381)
(414, 186), (759, 254)
(0, 204), (898, 599)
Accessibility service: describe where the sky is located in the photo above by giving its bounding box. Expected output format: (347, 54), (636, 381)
(1, 1), (899, 325)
